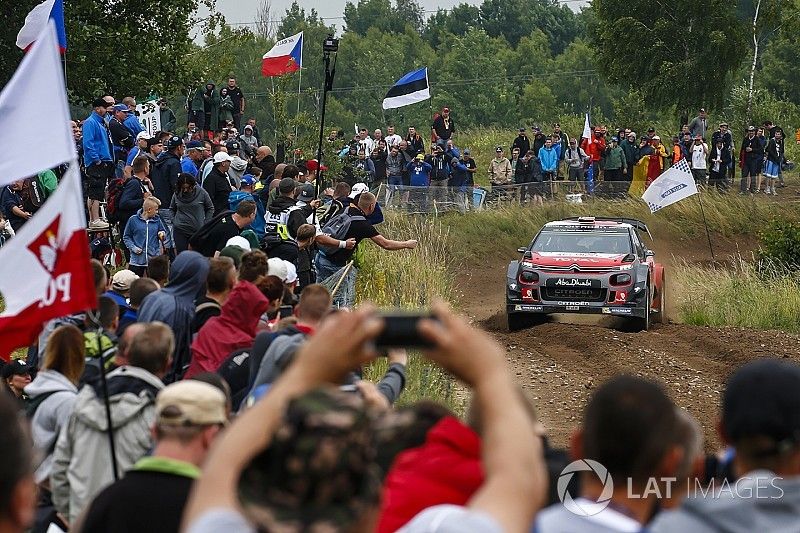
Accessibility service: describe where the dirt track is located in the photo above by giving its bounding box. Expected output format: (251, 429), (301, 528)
(459, 235), (800, 449)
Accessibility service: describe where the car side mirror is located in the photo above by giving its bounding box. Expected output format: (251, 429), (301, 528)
(645, 250), (655, 258)
(517, 247), (527, 254)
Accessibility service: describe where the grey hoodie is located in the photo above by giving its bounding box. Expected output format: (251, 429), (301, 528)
(227, 156), (247, 188)
(649, 471), (800, 533)
(24, 370), (79, 484)
(50, 365), (164, 523)
(170, 186), (214, 236)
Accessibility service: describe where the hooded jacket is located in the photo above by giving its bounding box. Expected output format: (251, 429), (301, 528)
(122, 209), (172, 267)
(24, 370), (79, 484)
(227, 156), (248, 189)
(81, 111), (113, 167)
(376, 417), (483, 533)
(152, 151), (182, 205)
(649, 471), (800, 533)
(185, 281), (270, 379)
(202, 82), (220, 132)
(229, 190), (266, 238)
(138, 251), (209, 381)
(170, 186), (214, 236)
(51, 365), (164, 524)
(203, 165), (235, 215)
(538, 146), (559, 173)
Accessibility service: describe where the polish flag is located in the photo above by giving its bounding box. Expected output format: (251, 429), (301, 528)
(261, 32), (303, 77)
(16, 0), (67, 53)
(0, 22), (95, 359)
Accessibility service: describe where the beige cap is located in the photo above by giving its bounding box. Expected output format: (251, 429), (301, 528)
(156, 381), (227, 427)
(111, 269), (139, 292)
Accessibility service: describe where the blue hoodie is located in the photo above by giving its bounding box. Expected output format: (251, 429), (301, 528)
(123, 113), (144, 137)
(138, 251), (210, 382)
(538, 145), (559, 173)
(407, 160), (432, 186)
(121, 209), (172, 267)
(82, 111), (113, 167)
(228, 190), (266, 238)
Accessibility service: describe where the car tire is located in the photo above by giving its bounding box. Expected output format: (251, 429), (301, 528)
(507, 313), (542, 332)
(652, 270), (666, 324)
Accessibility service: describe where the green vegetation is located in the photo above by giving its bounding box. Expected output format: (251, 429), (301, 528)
(758, 219), (800, 267)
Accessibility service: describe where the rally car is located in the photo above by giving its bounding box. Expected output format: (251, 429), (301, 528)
(506, 216), (665, 331)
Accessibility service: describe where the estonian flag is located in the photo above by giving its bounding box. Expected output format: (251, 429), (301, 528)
(382, 67), (430, 110)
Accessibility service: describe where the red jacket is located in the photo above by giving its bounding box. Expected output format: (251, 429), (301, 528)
(376, 417), (484, 533)
(185, 281), (269, 378)
(581, 134), (606, 162)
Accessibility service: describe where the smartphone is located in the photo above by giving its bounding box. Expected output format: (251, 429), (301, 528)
(279, 305), (293, 319)
(374, 311), (437, 348)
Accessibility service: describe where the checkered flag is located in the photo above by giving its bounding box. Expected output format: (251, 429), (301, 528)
(641, 158), (698, 213)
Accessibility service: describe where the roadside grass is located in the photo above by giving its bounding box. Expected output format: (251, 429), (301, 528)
(673, 257), (800, 332)
(355, 216), (463, 412)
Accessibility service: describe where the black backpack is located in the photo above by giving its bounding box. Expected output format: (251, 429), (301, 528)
(20, 176), (45, 213)
(105, 177), (125, 223)
(319, 210), (365, 255)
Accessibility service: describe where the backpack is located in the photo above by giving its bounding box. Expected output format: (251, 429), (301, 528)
(105, 177), (125, 223)
(20, 176), (45, 213)
(26, 390), (59, 420)
(319, 198), (346, 227)
(319, 210), (366, 255)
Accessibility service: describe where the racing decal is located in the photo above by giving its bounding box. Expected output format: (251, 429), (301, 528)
(602, 307), (633, 315)
(515, 305), (543, 311)
(556, 301), (592, 306)
(566, 305), (580, 311)
(548, 278), (601, 288)
(521, 288), (535, 300)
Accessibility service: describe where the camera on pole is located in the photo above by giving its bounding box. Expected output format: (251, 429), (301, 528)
(313, 34), (339, 209)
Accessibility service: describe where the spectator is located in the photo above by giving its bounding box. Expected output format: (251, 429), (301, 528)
(104, 269), (138, 320)
(123, 197), (172, 276)
(147, 254), (171, 287)
(158, 98), (176, 132)
(708, 138), (732, 191)
(582, 127), (607, 183)
(386, 145), (406, 206)
(604, 136), (628, 193)
(78, 381), (227, 533)
(512, 128), (531, 155)
(152, 135), (185, 234)
(565, 139), (590, 192)
(740, 126), (763, 194)
(553, 122), (570, 178)
(185, 277), (271, 379)
(652, 359), (800, 533)
(118, 277), (159, 335)
(137, 251), (210, 381)
(117, 156), (153, 230)
(189, 201), (256, 258)
(645, 136), (668, 188)
(263, 178), (318, 259)
(429, 145), (450, 204)
(317, 192), (416, 307)
(371, 145), (388, 185)
(218, 88), (235, 130)
(406, 126), (425, 155)
(356, 127), (375, 155)
(109, 105), (134, 174)
(51, 322), (174, 524)
(688, 108), (709, 140)
(0, 390), (35, 533)
(690, 135), (709, 186)
(201, 82), (220, 137)
(246, 117), (261, 144)
(171, 172), (214, 252)
(536, 375), (680, 532)
(239, 124), (259, 156)
(620, 131), (639, 171)
(385, 125), (403, 147)
(229, 174), (266, 239)
(226, 77), (245, 131)
(24, 325), (85, 502)
(181, 140), (205, 179)
(0, 180), (32, 232)
(532, 126), (547, 154)
(82, 98), (115, 224)
(83, 295), (120, 372)
(125, 131), (150, 170)
(2, 360), (32, 406)
(764, 129), (783, 195)
(539, 139), (559, 195)
(432, 107), (455, 147)
(203, 151), (235, 215)
(187, 84), (206, 131)
(514, 149), (536, 204)
(191, 257), (237, 334)
(488, 146), (512, 185)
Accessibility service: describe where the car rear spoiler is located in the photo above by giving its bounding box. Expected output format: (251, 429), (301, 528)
(563, 217), (653, 240)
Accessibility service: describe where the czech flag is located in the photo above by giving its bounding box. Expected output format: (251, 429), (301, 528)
(16, 0), (66, 53)
(261, 32), (303, 77)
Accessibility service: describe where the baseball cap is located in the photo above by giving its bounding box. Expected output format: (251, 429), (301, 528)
(186, 140), (204, 150)
(278, 177), (297, 194)
(723, 359), (800, 450)
(166, 136), (183, 150)
(415, 153), (424, 161)
(112, 104), (129, 113)
(156, 381), (227, 427)
(226, 235), (251, 251)
(226, 140), (241, 152)
(283, 261), (298, 284)
(238, 387), (380, 531)
(463, 149), (470, 155)
(720, 122), (729, 127)
(267, 257), (289, 281)
(240, 174), (257, 187)
(111, 269), (139, 293)
(519, 128), (526, 132)
(297, 183), (315, 202)
(349, 182), (369, 198)
(136, 131), (151, 141)
(495, 146), (503, 152)
(747, 125), (756, 131)
(647, 127), (656, 133)
(1, 360), (32, 379)
(611, 136), (619, 142)
(213, 151), (232, 164)
(305, 159), (328, 172)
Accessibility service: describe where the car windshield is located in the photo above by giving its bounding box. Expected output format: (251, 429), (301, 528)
(531, 230), (633, 255)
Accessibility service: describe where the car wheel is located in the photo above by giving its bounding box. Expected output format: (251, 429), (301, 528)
(507, 313), (541, 332)
(652, 270), (666, 324)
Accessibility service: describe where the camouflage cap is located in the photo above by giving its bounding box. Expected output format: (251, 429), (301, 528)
(238, 387), (380, 531)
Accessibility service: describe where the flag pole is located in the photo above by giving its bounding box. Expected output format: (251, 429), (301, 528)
(294, 38), (302, 145)
(697, 193), (716, 263)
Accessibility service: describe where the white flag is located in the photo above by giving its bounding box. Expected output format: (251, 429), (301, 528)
(0, 19), (73, 186)
(581, 112), (592, 143)
(641, 158), (698, 213)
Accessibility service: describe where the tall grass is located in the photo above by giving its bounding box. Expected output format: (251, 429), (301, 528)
(355, 215), (463, 412)
(674, 257), (800, 332)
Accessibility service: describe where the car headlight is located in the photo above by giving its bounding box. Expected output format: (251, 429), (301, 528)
(519, 271), (539, 284)
(611, 273), (632, 286)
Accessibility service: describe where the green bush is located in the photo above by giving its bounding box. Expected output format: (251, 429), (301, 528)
(759, 219), (800, 267)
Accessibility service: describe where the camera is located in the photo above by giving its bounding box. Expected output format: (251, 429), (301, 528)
(374, 311), (438, 348)
(323, 35), (339, 53)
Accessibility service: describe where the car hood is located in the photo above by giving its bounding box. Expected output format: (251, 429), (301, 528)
(525, 251), (630, 269)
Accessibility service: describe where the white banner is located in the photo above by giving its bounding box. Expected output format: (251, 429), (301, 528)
(136, 99), (161, 137)
(642, 158), (698, 213)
